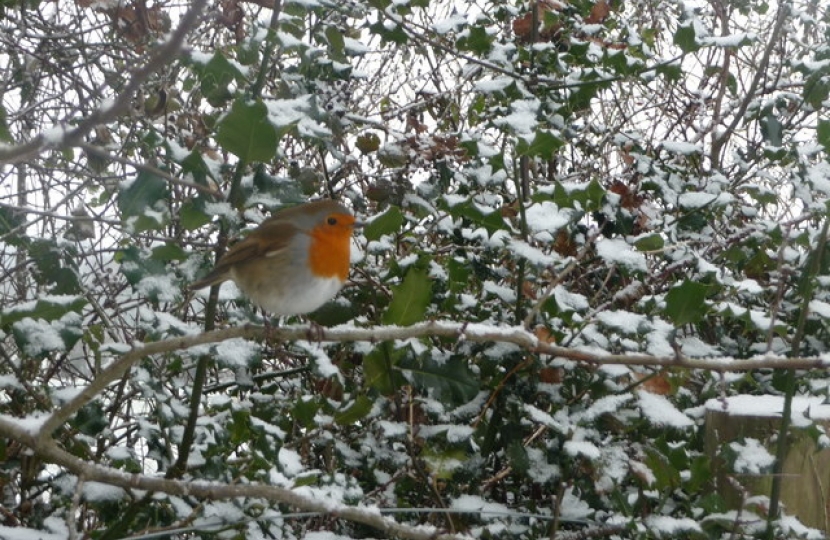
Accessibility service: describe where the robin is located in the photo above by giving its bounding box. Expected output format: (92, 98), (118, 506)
(191, 199), (360, 316)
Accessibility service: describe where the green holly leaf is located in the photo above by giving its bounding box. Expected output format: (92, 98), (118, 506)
(383, 264), (432, 326)
(364, 205), (404, 241)
(334, 395), (373, 425)
(402, 357), (479, 405)
(216, 99), (278, 163)
(118, 170), (169, 232)
(664, 280), (710, 326)
(517, 130), (564, 161)
(673, 24), (699, 53)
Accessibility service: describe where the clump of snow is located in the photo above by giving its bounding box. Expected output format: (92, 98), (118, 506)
(507, 239), (558, 266)
(705, 395), (830, 426)
(560, 486), (594, 519)
(579, 393), (634, 421)
(677, 191), (717, 209)
(343, 37), (370, 55)
(564, 440), (601, 460)
(596, 238), (647, 272)
(12, 314), (81, 357)
(660, 140), (701, 154)
(474, 77), (515, 94)
(136, 275), (180, 302)
(645, 515), (702, 537)
(214, 338), (259, 368)
(493, 98), (540, 135)
(83, 481), (127, 502)
(432, 13), (468, 34)
(638, 391), (694, 428)
(730, 438), (774, 474)
(525, 201), (572, 233)
(279, 447), (304, 477)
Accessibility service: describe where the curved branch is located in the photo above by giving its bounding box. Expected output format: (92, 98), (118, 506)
(0, 415), (466, 540)
(38, 320), (830, 442)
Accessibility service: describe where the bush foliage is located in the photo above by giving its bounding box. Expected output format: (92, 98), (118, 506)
(1, 0), (830, 538)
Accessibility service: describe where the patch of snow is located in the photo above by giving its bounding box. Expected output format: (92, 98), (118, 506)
(638, 391), (694, 428)
(564, 440), (601, 460)
(730, 438), (774, 474)
(525, 201), (572, 233)
(660, 140), (701, 154)
(645, 515), (702, 537)
(596, 238), (647, 272)
(279, 447), (304, 477)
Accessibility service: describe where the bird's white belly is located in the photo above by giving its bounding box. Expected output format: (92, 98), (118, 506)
(256, 276), (344, 316)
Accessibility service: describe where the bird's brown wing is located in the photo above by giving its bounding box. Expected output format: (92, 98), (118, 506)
(190, 219), (297, 290)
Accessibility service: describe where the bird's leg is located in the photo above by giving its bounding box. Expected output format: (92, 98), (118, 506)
(306, 319), (325, 344)
(261, 309), (279, 343)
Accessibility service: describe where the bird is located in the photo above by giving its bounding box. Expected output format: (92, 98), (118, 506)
(191, 199), (360, 316)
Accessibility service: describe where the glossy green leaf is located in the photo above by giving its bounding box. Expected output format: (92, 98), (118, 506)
(0, 104), (12, 143)
(818, 119), (830, 154)
(363, 346), (405, 395)
(334, 395), (373, 425)
(456, 26), (493, 55)
(364, 205), (404, 241)
(804, 72), (830, 110)
(634, 233), (664, 252)
(761, 114), (782, 146)
(151, 243), (188, 262)
(180, 199), (212, 230)
(516, 130), (563, 160)
(383, 265), (432, 326)
(402, 357), (479, 405)
(673, 24), (699, 53)
(29, 240), (81, 294)
(216, 99), (278, 163)
(664, 280), (709, 326)
(118, 170), (169, 232)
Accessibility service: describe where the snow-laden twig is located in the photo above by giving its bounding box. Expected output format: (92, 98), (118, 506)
(0, 0), (209, 165)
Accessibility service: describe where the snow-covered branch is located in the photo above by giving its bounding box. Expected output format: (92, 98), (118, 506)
(0, 414), (468, 540)
(38, 320), (830, 443)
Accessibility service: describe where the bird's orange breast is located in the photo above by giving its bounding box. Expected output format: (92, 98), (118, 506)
(307, 217), (355, 281)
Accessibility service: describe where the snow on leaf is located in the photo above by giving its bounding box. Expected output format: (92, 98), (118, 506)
(0, 523), (66, 540)
(493, 98), (540, 135)
(579, 393), (634, 421)
(638, 391), (694, 428)
(645, 515), (702, 538)
(278, 447), (304, 477)
(564, 440), (601, 460)
(83, 482), (127, 502)
(596, 310), (646, 333)
(525, 201), (573, 233)
(660, 140), (701, 154)
(507, 238), (558, 266)
(12, 314), (81, 357)
(214, 338), (260, 368)
(560, 486), (594, 519)
(730, 438), (774, 474)
(524, 404), (569, 433)
(596, 238), (647, 272)
(432, 13), (468, 34)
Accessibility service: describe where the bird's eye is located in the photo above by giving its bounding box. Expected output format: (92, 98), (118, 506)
(327, 216), (338, 226)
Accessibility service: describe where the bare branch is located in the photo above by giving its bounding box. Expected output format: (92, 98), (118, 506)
(0, 0), (210, 165)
